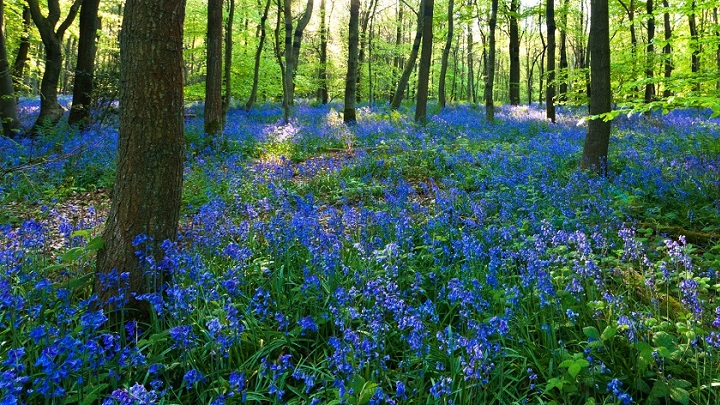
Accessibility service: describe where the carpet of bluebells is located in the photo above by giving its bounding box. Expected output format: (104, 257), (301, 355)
(1, 98), (720, 404)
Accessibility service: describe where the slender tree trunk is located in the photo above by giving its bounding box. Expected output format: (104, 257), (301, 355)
(247, 0), (271, 111)
(344, 0), (360, 122)
(27, 0), (82, 135)
(559, 0), (568, 102)
(619, 0), (638, 98)
(12, 6), (31, 92)
(415, 0), (434, 123)
(317, 0), (328, 103)
(390, 0), (423, 110)
(69, 0), (100, 128)
(715, 7), (720, 90)
(467, 27), (474, 102)
(581, 0), (612, 175)
(289, 0), (314, 103)
(0, 0), (20, 137)
(509, 0), (520, 105)
(61, 37), (75, 94)
(96, 0), (186, 325)
(204, 0), (224, 135)
(546, 0), (556, 122)
(688, 0), (700, 92)
(282, 0), (292, 122)
(223, 0), (234, 120)
(538, 10), (545, 105)
(662, 0), (673, 97)
(438, 0), (454, 108)
(644, 0), (655, 105)
(485, 0), (497, 122)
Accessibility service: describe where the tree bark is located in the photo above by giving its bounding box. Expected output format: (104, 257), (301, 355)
(317, 0), (328, 103)
(484, 0), (497, 123)
(438, 0), (454, 108)
(618, 0), (638, 97)
(390, 0), (423, 110)
(282, 0), (292, 122)
(96, 0), (186, 325)
(558, 0), (568, 102)
(26, 0), (82, 135)
(415, 0), (434, 123)
(644, 0), (655, 104)
(0, 0), (20, 137)
(344, 0), (360, 123)
(246, 0), (271, 111)
(68, 0), (100, 128)
(12, 6), (31, 92)
(223, 0), (234, 120)
(204, 0), (224, 135)
(662, 0), (672, 97)
(546, 0), (556, 122)
(467, 27), (474, 102)
(581, 0), (611, 175)
(509, 0), (520, 105)
(688, 0), (700, 92)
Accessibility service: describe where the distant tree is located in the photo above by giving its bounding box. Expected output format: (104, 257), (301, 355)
(484, 0), (498, 123)
(391, 0), (423, 110)
(68, 0), (101, 128)
(509, 0), (520, 105)
(662, 0), (673, 97)
(344, 0), (360, 123)
(558, 0), (568, 103)
(204, 0), (223, 135)
(415, 0), (434, 123)
(546, 0), (556, 122)
(644, 0), (655, 104)
(246, 0), (271, 111)
(26, 0), (82, 135)
(438, 0), (454, 108)
(317, 0), (328, 104)
(688, 0), (700, 92)
(12, 5), (31, 92)
(96, 0), (186, 324)
(0, 0), (20, 137)
(223, 0), (234, 121)
(581, 0), (611, 175)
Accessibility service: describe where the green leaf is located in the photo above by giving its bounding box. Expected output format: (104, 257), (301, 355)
(583, 326), (600, 339)
(61, 273), (94, 291)
(86, 236), (104, 251)
(358, 381), (379, 405)
(568, 362), (583, 379)
(545, 377), (564, 392)
(61, 247), (85, 263)
(601, 325), (618, 340)
(669, 386), (690, 405)
(559, 359), (574, 368)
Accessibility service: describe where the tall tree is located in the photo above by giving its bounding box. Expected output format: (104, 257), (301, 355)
(546, 0), (556, 122)
(581, 0), (611, 175)
(26, 0), (82, 135)
(96, 0), (187, 324)
(344, 0), (360, 123)
(246, 0), (271, 111)
(0, 0), (20, 137)
(317, 0), (328, 104)
(68, 0), (101, 128)
(509, 0), (520, 105)
(223, 0), (235, 120)
(439, 0), (454, 108)
(558, 0), (568, 102)
(12, 6), (31, 93)
(467, 23), (474, 102)
(644, 0), (655, 104)
(618, 0), (638, 97)
(415, 0), (434, 123)
(390, 0), (423, 110)
(688, 0), (700, 92)
(662, 0), (673, 97)
(282, 0), (292, 121)
(484, 0), (498, 122)
(204, 0), (224, 135)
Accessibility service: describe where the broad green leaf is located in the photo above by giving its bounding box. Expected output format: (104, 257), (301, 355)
(601, 325), (617, 340)
(669, 387), (690, 405)
(61, 247), (85, 263)
(86, 236), (104, 251)
(583, 326), (600, 339)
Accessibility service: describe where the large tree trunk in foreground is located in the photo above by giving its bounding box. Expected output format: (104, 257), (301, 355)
(644, 0), (655, 105)
(68, 0), (100, 128)
(344, 0), (360, 123)
(27, 0), (82, 135)
(509, 0), (520, 105)
(0, 0), (20, 137)
(96, 0), (186, 325)
(662, 0), (672, 97)
(438, 0), (454, 108)
(484, 0), (498, 123)
(415, 0), (434, 123)
(581, 0), (611, 175)
(204, 0), (224, 135)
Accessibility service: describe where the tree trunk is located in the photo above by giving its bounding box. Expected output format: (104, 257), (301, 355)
(484, 0), (497, 122)
(644, 0), (655, 105)
(715, 7), (720, 90)
(538, 10), (545, 105)
(27, 0), (82, 135)
(344, 0), (360, 123)
(558, 0), (568, 102)
(390, 0), (423, 110)
(96, 0), (186, 325)
(415, 0), (434, 123)
(509, 0), (520, 105)
(223, 0), (234, 121)
(618, 0), (638, 98)
(662, 0), (672, 97)
(246, 0), (271, 111)
(69, 0), (100, 128)
(581, 0), (611, 175)
(282, 0), (292, 122)
(204, 0), (224, 135)
(546, 0), (556, 122)
(12, 6), (31, 92)
(288, 0), (313, 104)
(467, 27), (474, 102)
(688, 0), (700, 92)
(438, 0), (454, 108)
(317, 0), (328, 104)
(0, 0), (20, 137)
